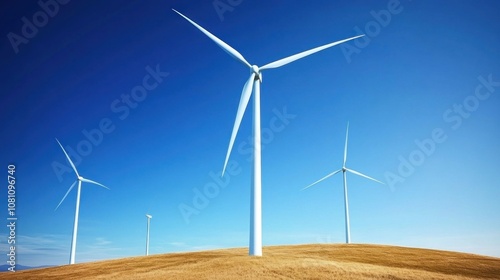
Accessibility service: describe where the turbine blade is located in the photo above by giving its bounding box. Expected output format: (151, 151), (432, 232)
(55, 181), (77, 211)
(345, 168), (384, 185)
(302, 169), (342, 190)
(260, 35), (364, 70)
(80, 177), (110, 190)
(222, 73), (256, 175)
(56, 138), (79, 177)
(172, 9), (251, 69)
(343, 122), (349, 167)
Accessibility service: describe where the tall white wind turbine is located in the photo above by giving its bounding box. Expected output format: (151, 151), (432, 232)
(303, 123), (383, 244)
(54, 138), (109, 264)
(173, 9), (364, 256)
(145, 214), (152, 256)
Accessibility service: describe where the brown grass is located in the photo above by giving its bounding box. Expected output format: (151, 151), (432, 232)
(2, 244), (499, 279)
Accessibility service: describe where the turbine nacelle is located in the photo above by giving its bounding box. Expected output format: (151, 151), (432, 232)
(251, 65), (262, 82)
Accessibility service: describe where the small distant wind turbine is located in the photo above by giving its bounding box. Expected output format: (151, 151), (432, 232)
(303, 123), (383, 244)
(54, 138), (109, 264)
(145, 214), (152, 256)
(173, 9), (364, 256)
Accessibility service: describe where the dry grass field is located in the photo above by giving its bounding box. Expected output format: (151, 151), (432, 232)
(1, 244), (499, 279)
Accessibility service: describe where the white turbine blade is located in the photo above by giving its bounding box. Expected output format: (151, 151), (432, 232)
(260, 35), (364, 70)
(343, 122), (349, 167)
(55, 181), (77, 211)
(55, 138), (79, 177)
(302, 169), (342, 190)
(222, 73), (256, 175)
(172, 9), (252, 69)
(80, 177), (110, 190)
(345, 168), (384, 185)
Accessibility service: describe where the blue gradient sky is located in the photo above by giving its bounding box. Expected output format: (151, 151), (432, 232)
(1, 0), (499, 267)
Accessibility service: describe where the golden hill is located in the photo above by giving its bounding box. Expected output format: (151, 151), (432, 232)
(2, 244), (499, 279)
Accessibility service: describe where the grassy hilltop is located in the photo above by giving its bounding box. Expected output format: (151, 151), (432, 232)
(1, 244), (499, 279)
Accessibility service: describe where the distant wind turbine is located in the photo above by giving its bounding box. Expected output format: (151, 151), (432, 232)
(54, 138), (109, 264)
(145, 214), (152, 256)
(303, 123), (383, 244)
(173, 9), (364, 256)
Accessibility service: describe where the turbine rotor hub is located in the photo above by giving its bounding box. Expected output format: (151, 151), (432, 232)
(251, 65), (259, 74)
(251, 65), (262, 82)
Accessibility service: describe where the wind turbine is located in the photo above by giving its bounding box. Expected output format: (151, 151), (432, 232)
(145, 214), (152, 256)
(54, 138), (109, 264)
(173, 9), (364, 256)
(303, 123), (383, 244)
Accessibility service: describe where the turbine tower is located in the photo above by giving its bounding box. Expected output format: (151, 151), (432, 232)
(173, 9), (364, 256)
(145, 214), (152, 256)
(303, 123), (384, 243)
(54, 139), (109, 264)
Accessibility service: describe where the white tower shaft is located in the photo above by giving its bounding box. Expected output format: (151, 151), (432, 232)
(342, 171), (351, 244)
(69, 181), (82, 264)
(249, 78), (262, 256)
(146, 217), (151, 256)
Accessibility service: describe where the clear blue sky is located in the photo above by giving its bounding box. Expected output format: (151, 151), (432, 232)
(1, 0), (499, 267)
